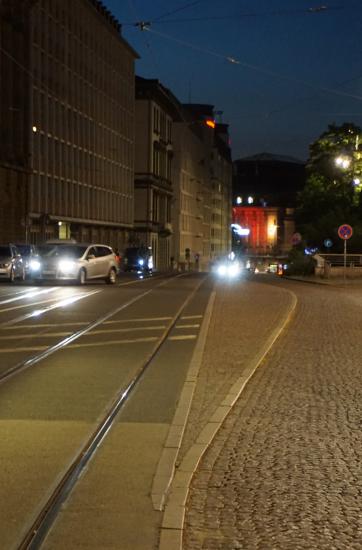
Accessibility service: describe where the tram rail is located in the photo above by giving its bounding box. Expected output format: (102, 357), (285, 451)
(0, 272), (207, 549)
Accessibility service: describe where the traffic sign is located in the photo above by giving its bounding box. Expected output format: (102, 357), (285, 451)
(338, 224), (353, 240)
(324, 238), (333, 248)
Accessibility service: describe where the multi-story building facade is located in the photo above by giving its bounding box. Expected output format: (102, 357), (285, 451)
(0, 0), (137, 248)
(173, 104), (232, 271)
(210, 124), (232, 259)
(134, 76), (181, 270)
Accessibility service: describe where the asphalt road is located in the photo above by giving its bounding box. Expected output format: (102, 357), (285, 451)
(2, 274), (359, 550)
(0, 273), (211, 549)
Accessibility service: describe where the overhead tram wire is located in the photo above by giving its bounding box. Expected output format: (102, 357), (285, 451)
(126, 4), (348, 27)
(126, 0), (161, 73)
(151, 0), (205, 22)
(138, 27), (362, 104)
(267, 74), (362, 118)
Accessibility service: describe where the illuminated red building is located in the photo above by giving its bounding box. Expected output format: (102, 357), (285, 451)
(232, 205), (295, 256)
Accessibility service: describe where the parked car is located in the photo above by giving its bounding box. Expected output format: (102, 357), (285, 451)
(14, 243), (39, 278)
(30, 243), (118, 284)
(123, 246), (153, 274)
(0, 244), (25, 282)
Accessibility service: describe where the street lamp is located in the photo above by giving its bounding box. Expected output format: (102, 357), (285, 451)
(335, 156), (351, 169)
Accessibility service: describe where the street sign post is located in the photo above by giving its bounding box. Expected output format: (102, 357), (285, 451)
(338, 224), (353, 284)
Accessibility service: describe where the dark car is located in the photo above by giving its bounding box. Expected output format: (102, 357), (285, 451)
(124, 247), (153, 274)
(14, 243), (39, 278)
(0, 244), (25, 282)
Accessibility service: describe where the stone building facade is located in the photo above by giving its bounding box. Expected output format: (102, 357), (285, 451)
(0, 0), (137, 248)
(134, 76), (181, 270)
(173, 105), (232, 271)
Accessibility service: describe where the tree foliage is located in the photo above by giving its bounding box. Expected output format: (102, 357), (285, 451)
(296, 123), (362, 252)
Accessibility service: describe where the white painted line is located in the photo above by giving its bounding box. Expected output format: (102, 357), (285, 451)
(168, 335), (197, 341)
(0, 346), (48, 353)
(0, 296), (68, 314)
(180, 315), (202, 320)
(1, 290), (101, 326)
(0, 287), (58, 306)
(86, 326), (166, 335)
(152, 294), (215, 513)
(158, 289), (298, 550)
(175, 324), (200, 329)
(0, 332), (72, 340)
(2, 322), (88, 330)
(68, 336), (159, 349)
(103, 317), (173, 324)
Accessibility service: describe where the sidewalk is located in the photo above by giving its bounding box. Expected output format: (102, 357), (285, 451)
(178, 276), (362, 549)
(159, 279), (297, 549)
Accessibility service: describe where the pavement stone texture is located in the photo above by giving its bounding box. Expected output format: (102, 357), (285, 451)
(181, 278), (362, 549)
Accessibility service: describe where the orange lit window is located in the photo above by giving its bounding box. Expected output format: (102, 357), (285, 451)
(205, 119), (215, 129)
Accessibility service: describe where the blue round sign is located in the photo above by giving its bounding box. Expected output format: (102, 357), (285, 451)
(324, 239), (333, 248)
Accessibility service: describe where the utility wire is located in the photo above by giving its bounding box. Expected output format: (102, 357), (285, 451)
(152, 0), (204, 23)
(128, 4), (347, 27)
(142, 27), (362, 103)
(267, 74), (362, 117)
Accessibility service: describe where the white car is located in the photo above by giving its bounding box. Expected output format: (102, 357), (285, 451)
(0, 244), (25, 282)
(30, 243), (118, 284)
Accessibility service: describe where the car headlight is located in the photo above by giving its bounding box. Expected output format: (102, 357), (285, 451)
(227, 263), (240, 277)
(29, 259), (41, 271)
(58, 259), (76, 274)
(217, 264), (227, 276)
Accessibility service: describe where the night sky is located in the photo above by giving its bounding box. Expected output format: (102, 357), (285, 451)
(103, 0), (362, 162)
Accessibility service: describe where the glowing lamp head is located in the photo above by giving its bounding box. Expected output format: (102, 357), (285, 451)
(205, 119), (215, 129)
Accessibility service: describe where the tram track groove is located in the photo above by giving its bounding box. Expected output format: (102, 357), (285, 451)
(16, 274), (207, 550)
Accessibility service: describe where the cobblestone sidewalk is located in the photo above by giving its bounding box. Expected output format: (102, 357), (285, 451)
(183, 279), (362, 549)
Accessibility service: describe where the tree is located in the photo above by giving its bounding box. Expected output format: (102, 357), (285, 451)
(296, 123), (362, 252)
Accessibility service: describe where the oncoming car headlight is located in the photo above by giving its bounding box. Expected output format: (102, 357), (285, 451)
(58, 259), (76, 274)
(216, 261), (241, 278)
(227, 262), (240, 277)
(29, 259), (41, 271)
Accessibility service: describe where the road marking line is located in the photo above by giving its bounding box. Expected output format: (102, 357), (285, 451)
(0, 346), (48, 353)
(1, 322), (88, 330)
(0, 287), (58, 306)
(0, 332), (72, 339)
(175, 324), (200, 329)
(181, 315), (202, 319)
(0, 296), (68, 314)
(1, 290), (101, 327)
(168, 335), (197, 341)
(68, 336), (159, 348)
(103, 316), (172, 324)
(86, 326), (166, 335)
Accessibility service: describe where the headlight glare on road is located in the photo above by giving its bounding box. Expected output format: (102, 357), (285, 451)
(58, 259), (76, 274)
(228, 262), (240, 277)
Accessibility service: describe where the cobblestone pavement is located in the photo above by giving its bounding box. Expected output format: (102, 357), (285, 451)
(182, 278), (362, 549)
